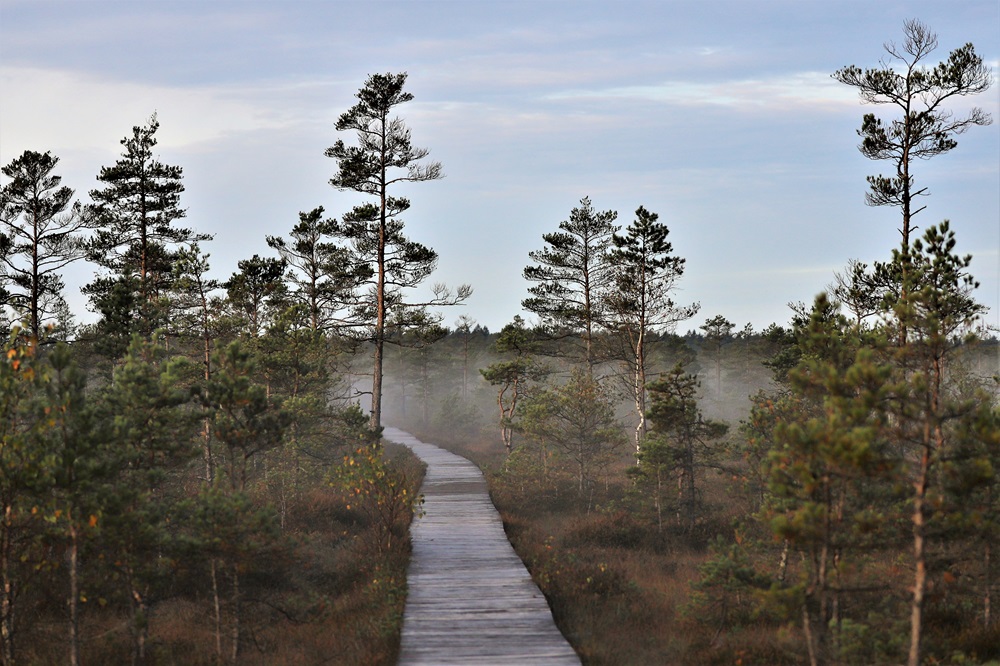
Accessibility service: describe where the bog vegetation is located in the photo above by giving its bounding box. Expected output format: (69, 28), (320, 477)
(1, 20), (997, 666)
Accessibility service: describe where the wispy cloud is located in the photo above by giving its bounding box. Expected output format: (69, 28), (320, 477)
(0, 66), (336, 158)
(546, 72), (858, 111)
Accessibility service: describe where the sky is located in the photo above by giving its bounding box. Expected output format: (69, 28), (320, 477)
(1, 0), (998, 335)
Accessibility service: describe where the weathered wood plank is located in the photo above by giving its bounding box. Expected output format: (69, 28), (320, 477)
(386, 428), (580, 665)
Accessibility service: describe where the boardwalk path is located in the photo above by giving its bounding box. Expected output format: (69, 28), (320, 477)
(384, 428), (580, 665)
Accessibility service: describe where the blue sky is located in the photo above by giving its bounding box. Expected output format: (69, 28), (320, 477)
(1, 0), (998, 334)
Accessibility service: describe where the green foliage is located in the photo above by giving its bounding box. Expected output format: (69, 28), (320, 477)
(224, 254), (287, 338)
(741, 221), (997, 664)
(85, 114), (209, 348)
(644, 364), (728, 532)
(480, 315), (550, 453)
(522, 196), (618, 368)
(687, 534), (772, 632)
(337, 443), (423, 557)
(0, 150), (89, 341)
(325, 71), (468, 430)
(734, 390), (798, 513)
(184, 485), (280, 564)
(266, 206), (357, 333)
(203, 340), (290, 492)
(604, 205), (700, 450)
(168, 243), (226, 363)
(516, 368), (626, 497)
(757, 296), (904, 663)
(833, 19), (993, 246)
(0, 333), (50, 662)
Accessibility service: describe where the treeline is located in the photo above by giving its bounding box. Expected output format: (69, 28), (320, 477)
(0, 75), (439, 664)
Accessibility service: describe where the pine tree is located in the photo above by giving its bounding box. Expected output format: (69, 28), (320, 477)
(35, 344), (108, 666)
(197, 341), (287, 659)
(517, 368), (625, 497)
(480, 316), (549, 454)
(885, 222), (988, 666)
(97, 335), (197, 663)
(326, 72), (469, 430)
(0, 150), (91, 342)
(763, 295), (897, 666)
(833, 19), (992, 251)
(0, 334), (49, 664)
(85, 115), (208, 354)
(169, 245), (226, 480)
(266, 206), (357, 333)
(646, 364), (728, 533)
(204, 341), (289, 493)
(700, 315), (735, 401)
(223, 255), (287, 339)
(522, 197), (618, 371)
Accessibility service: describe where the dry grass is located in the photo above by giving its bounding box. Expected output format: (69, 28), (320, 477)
(411, 424), (1000, 665)
(412, 425), (806, 665)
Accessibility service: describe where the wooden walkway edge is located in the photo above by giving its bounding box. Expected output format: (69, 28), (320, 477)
(385, 428), (580, 665)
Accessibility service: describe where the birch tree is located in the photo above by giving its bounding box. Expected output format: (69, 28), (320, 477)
(604, 206), (698, 453)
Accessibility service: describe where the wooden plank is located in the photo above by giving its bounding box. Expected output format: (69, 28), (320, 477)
(386, 428), (580, 665)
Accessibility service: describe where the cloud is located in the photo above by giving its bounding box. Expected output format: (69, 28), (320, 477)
(0, 65), (337, 159)
(545, 71), (859, 111)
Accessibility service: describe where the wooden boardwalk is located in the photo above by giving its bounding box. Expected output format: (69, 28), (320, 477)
(384, 428), (580, 665)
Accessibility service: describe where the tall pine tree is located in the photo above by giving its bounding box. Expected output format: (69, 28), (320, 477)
(85, 115), (208, 355)
(522, 196), (618, 371)
(0, 150), (91, 342)
(326, 72), (469, 430)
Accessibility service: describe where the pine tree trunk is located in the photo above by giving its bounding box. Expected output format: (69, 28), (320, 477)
(1, 505), (15, 666)
(683, 436), (696, 533)
(370, 172), (388, 432)
(211, 559), (223, 663)
(908, 450), (930, 666)
(130, 586), (148, 666)
(778, 540), (789, 583)
(30, 233), (40, 343)
(909, 355), (944, 666)
(462, 335), (469, 399)
(807, 542), (831, 665)
(372, 336), (384, 431)
(802, 602), (818, 666)
(202, 324), (214, 482)
(202, 419), (214, 483)
(655, 466), (663, 533)
(230, 564), (241, 662)
(68, 523), (79, 666)
(985, 536), (992, 628)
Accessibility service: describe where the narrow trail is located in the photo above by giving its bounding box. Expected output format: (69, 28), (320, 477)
(384, 427), (580, 665)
